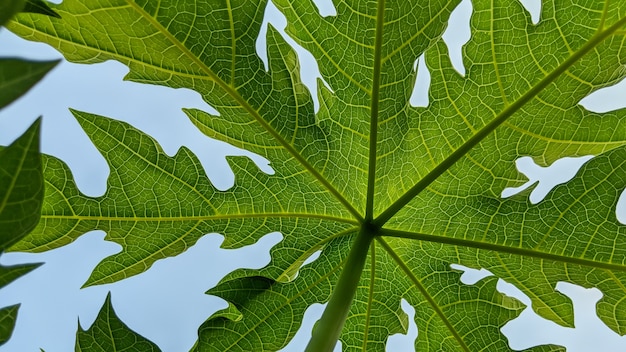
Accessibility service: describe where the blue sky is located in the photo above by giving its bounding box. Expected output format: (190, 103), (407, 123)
(1, 0), (626, 351)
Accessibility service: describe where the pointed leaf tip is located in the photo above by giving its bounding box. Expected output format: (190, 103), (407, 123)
(76, 292), (160, 351)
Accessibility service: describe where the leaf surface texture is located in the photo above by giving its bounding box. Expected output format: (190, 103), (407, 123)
(7, 0), (626, 350)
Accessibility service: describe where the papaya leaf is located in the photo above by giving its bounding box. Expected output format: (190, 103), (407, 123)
(22, 0), (61, 19)
(0, 21), (58, 343)
(75, 293), (160, 352)
(0, 262), (40, 289)
(0, 59), (59, 110)
(6, 0), (626, 350)
(0, 261), (41, 346)
(0, 119), (44, 250)
(0, 96), (49, 347)
(0, 0), (59, 27)
(0, 0), (25, 27)
(0, 304), (20, 346)
(13, 109), (356, 287)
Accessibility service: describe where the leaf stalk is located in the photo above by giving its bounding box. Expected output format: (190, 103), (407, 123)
(305, 227), (374, 351)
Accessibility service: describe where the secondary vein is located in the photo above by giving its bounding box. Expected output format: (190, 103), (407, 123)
(376, 237), (470, 352)
(380, 228), (626, 272)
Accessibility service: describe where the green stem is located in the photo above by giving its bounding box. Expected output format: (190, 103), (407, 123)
(305, 228), (374, 351)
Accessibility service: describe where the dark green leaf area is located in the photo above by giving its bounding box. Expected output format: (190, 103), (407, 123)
(0, 119), (44, 349)
(199, 236), (537, 352)
(10, 0), (357, 214)
(23, 0), (61, 18)
(0, 262), (41, 289)
(336, 240), (413, 352)
(0, 0), (25, 26)
(0, 59), (59, 110)
(0, 304), (20, 346)
(75, 293), (160, 352)
(0, 119), (43, 251)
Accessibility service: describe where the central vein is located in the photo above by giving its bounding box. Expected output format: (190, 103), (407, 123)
(366, 0), (387, 221)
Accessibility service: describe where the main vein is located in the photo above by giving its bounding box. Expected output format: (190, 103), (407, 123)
(365, 0), (387, 221)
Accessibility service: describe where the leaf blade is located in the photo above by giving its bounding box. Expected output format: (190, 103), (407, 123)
(75, 293), (160, 352)
(0, 119), (44, 250)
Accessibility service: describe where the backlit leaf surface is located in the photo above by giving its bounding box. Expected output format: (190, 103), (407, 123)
(75, 293), (160, 352)
(0, 54), (53, 345)
(7, 0), (626, 350)
(0, 112), (45, 348)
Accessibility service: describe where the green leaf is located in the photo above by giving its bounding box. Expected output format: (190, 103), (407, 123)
(0, 59), (59, 110)
(75, 293), (160, 351)
(0, 260), (41, 345)
(0, 0), (59, 27)
(0, 304), (20, 346)
(7, 0), (626, 350)
(0, 35), (55, 350)
(0, 262), (40, 288)
(14, 109), (355, 287)
(194, 234), (354, 351)
(0, 119), (44, 251)
(22, 0), (61, 19)
(0, 0), (25, 27)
